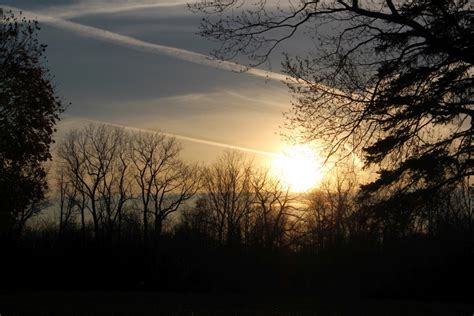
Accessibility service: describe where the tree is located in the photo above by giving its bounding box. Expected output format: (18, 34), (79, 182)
(57, 124), (131, 243)
(192, 1), (473, 208)
(56, 163), (80, 237)
(250, 169), (300, 250)
(0, 9), (63, 236)
(57, 125), (199, 244)
(200, 151), (254, 246)
(131, 131), (199, 242)
(303, 168), (360, 249)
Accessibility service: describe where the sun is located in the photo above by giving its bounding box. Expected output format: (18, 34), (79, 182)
(271, 144), (325, 192)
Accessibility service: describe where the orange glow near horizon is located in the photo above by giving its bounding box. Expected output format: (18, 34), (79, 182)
(271, 144), (325, 192)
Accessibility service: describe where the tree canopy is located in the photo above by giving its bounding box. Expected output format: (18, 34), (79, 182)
(0, 9), (63, 236)
(192, 0), (473, 205)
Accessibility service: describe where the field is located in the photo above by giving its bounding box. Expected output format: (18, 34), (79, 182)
(1, 292), (473, 315)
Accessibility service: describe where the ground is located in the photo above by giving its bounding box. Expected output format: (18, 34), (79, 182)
(1, 291), (473, 315)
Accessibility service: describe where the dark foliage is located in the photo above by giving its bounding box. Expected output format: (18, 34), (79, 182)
(1, 126), (472, 303)
(2, 223), (473, 304)
(0, 9), (63, 236)
(190, 0), (473, 211)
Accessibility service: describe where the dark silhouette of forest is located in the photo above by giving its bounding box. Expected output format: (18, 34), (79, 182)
(1, 124), (473, 305)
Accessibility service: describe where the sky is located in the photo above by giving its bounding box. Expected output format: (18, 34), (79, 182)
(1, 0), (310, 165)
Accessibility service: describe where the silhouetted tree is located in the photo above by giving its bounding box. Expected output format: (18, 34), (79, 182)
(250, 169), (301, 250)
(132, 132), (199, 242)
(200, 151), (254, 246)
(304, 168), (359, 249)
(184, 160), (304, 249)
(56, 148), (88, 242)
(192, 0), (473, 213)
(179, 198), (215, 240)
(57, 125), (130, 243)
(0, 9), (64, 237)
(56, 164), (79, 237)
(57, 125), (200, 245)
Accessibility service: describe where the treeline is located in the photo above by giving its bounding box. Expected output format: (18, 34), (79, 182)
(54, 124), (199, 245)
(3, 124), (474, 301)
(46, 124), (299, 249)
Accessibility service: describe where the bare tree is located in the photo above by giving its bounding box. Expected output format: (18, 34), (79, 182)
(132, 132), (167, 242)
(304, 167), (359, 248)
(95, 128), (132, 240)
(57, 124), (130, 242)
(200, 151), (254, 246)
(131, 131), (199, 242)
(150, 160), (200, 239)
(179, 198), (215, 239)
(250, 169), (301, 250)
(56, 164), (79, 236)
(13, 199), (50, 238)
(192, 0), (473, 212)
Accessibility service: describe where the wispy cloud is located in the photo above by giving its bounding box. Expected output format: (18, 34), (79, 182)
(59, 116), (277, 158)
(3, 5), (289, 82)
(37, 1), (188, 19)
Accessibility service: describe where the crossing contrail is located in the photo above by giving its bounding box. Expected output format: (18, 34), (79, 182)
(2, 5), (289, 82)
(1, 5), (361, 163)
(2, 5), (282, 157)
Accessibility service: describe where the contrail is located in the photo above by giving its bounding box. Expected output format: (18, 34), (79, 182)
(1, 6), (282, 157)
(42, 2), (188, 19)
(2, 5), (289, 82)
(1, 5), (354, 161)
(60, 116), (278, 158)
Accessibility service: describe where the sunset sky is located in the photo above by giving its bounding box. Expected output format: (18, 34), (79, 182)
(2, 0), (312, 164)
(1, 2), (468, 307)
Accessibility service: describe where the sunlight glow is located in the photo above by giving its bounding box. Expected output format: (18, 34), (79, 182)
(271, 144), (325, 192)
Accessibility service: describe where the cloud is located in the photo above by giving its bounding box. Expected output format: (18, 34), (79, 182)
(3, 5), (289, 82)
(146, 88), (290, 113)
(37, 1), (189, 19)
(57, 115), (278, 158)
